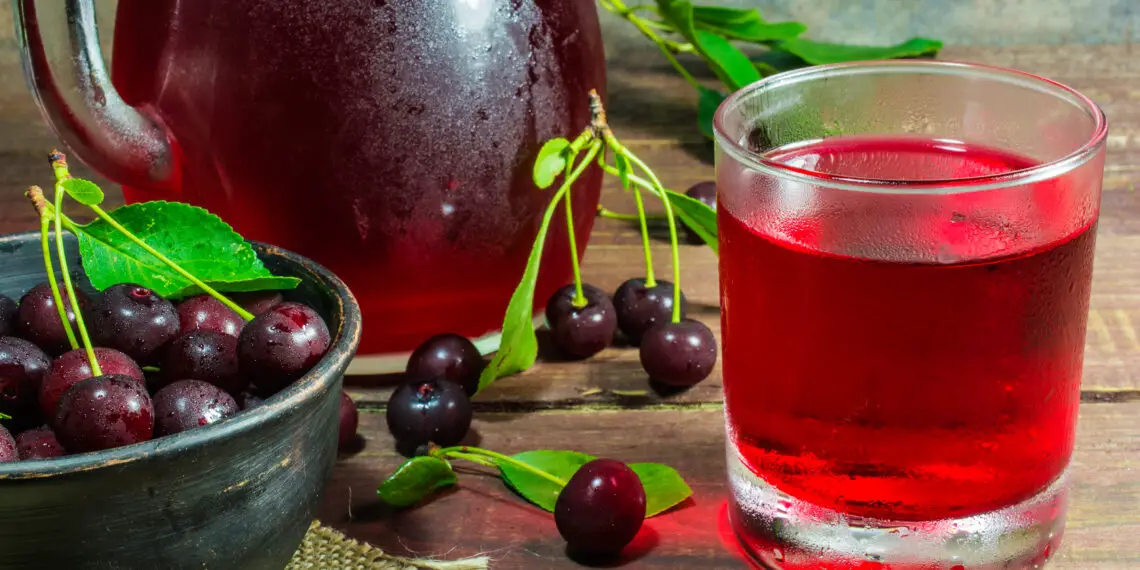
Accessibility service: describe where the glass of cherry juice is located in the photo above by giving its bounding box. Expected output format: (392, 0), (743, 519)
(714, 61), (1107, 569)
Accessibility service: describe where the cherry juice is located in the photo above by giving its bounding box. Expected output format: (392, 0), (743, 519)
(108, 0), (606, 356)
(719, 136), (1097, 521)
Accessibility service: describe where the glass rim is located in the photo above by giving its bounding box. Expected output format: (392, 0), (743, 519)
(712, 60), (1108, 195)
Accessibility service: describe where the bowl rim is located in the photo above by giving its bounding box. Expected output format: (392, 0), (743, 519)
(0, 232), (363, 479)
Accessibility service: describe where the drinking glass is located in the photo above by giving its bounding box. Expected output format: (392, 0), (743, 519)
(714, 61), (1106, 569)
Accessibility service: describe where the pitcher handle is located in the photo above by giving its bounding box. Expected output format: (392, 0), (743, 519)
(14, 0), (176, 189)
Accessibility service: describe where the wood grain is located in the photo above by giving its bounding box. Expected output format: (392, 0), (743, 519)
(318, 402), (1140, 569)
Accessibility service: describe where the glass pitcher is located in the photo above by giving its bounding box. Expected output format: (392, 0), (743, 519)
(16, 0), (607, 373)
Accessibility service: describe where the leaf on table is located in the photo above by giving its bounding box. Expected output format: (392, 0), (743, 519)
(691, 6), (805, 44)
(534, 138), (571, 189)
(775, 37), (943, 66)
(656, 0), (762, 90)
(665, 188), (718, 253)
(697, 87), (726, 140)
(376, 456), (458, 508)
(59, 178), (105, 206)
(630, 463), (693, 516)
(499, 450), (595, 512)
(74, 201), (300, 299)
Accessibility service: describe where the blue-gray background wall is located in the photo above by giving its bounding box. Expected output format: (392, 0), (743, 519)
(598, 0), (1136, 50)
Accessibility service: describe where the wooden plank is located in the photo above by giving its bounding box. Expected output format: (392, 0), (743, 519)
(318, 402), (1140, 569)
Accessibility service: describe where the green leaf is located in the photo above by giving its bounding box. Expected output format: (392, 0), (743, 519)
(665, 188), (717, 253)
(533, 138), (571, 189)
(476, 184), (571, 393)
(59, 179), (105, 206)
(376, 456), (458, 508)
(656, 0), (761, 90)
(74, 201), (300, 299)
(775, 37), (943, 66)
(499, 450), (595, 512)
(630, 463), (693, 516)
(691, 6), (805, 43)
(697, 87), (726, 140)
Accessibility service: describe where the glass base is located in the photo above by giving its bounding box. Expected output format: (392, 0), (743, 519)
(344, 316), (547, 376)
(727, 446), (1067, 570)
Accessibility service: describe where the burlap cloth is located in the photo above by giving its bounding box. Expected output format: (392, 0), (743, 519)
(287, 521), (490, 570)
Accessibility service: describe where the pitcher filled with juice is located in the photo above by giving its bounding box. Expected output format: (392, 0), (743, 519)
(17, 0), (607, 372)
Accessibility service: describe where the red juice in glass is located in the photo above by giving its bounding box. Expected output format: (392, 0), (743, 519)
(714, 63), (1106, 569)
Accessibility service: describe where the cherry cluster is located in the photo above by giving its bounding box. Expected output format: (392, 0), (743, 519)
(0, 284), (346, 462)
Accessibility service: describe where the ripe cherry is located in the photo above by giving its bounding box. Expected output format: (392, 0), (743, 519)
(239, 302), (331, 394)
(554, 458), (646, 556)
(639, 319), (718, 387)
(548, 287), (617, 359)
(54, 375), (154, 453)
(15, 425), (65, 460)
(152, 380), (239, 437)
(386, 379), (472, 449)
(17, 284), (88, 355)
(232, 291), (285, 317)
(612, 278), (687, 345)
(682, 181), (716, 244)
(0, 425), (15, 463)
(406, 334), (484, 396)
(0, 336), (51, 419)
(0, 295), (17, 337)
(545, 283), (610, 328)
(39, 348), (144, 420)
(87, 283), (180, 364)
(162, 330), (246, 395)
(176, 295), (244, 338)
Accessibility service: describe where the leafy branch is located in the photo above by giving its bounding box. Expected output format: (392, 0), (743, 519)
(600, 0), (943, 136)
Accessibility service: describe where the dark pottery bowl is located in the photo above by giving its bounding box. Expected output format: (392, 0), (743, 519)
(0, 231), (362, 570)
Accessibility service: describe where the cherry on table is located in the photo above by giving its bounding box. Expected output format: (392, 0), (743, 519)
(0, 295), (17, 337)
(152, 379), (239, 437)
(547, 285), (617, 359)
(339, 391), (359, 451)
(39, 347), (144, 420)
(53, 374), (154, 453)
(545, 283), (610, 329)
(612, 278), (687, 345)
(406, 333), (484, 397)
(87, 283), (180, 364)
(682, 181), (717, 244)
(177, 295), (244, 338)
(239, 302), (331, 394)
(15, 425), (65, 460)
(0, 425), (15, 463)
(386, 379), (472, 450)
(17, 283), (88, 356)
(0, 336), (51, 419)
(554, 458), (647, 556)
(162, 330), (246, 395)
(639, 319), (717, 388)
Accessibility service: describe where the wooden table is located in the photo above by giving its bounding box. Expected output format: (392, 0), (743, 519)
(1, 45), (1137, 569)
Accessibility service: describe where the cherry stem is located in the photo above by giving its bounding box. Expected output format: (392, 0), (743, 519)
(28, 187), (79, 351)
(563, 150), (587, 309)
(601, 0), (701, 90)
(597, 206), (666, 222)
(435, 446), (568, 488)
(84, 203), (256, 322)
(48, 175), (101, 376)
(622, 150), (683, 323)
(631, 185), (657, 288)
